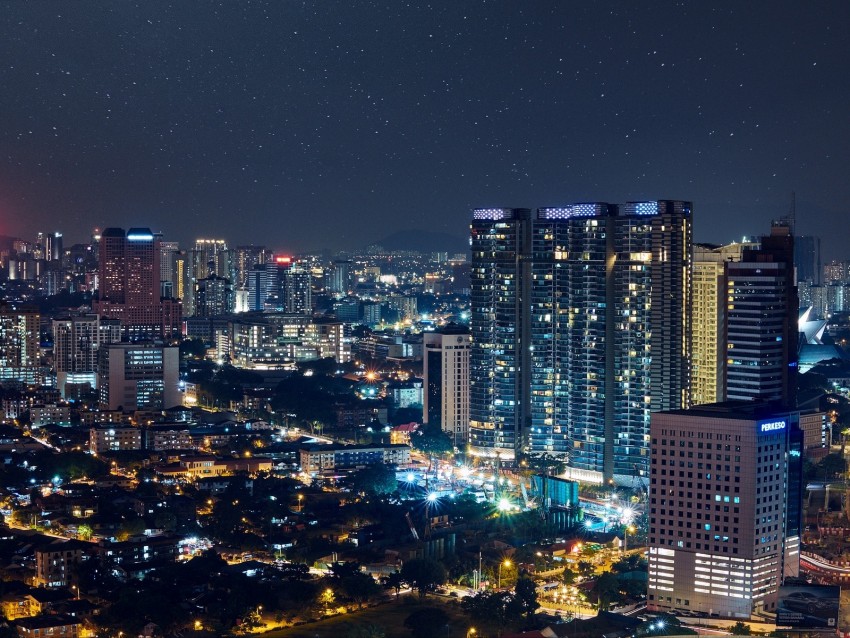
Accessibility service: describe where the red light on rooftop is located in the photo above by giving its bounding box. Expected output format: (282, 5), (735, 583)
(275, 256), (291, 264)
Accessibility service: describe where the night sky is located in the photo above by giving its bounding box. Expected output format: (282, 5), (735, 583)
(1, 2), (848, 256)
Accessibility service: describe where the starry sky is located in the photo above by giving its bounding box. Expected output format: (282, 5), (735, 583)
(1, 1), (848, 256)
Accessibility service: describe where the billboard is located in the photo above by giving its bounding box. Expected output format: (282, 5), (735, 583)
(776, 585), (840, 629)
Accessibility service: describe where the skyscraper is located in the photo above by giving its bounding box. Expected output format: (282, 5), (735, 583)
(794, 235), (821, 285)
(470, 201), (692, 483)
(158, 239), (179, 299)
(469, 208), (532, 460)
(195, 274), (234, 317)
(691, 241), (756, 406)
(725, 223), (798, 406)
(93, 228), (182, 339)
(330, 260), (352, 294)
(234, 245), (267, 289)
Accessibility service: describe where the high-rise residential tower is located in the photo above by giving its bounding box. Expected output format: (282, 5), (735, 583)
(470, 201), (692, 484)
(691, 241), (757, 406)
(469, 208), (532, 460)
(0, 302), (40, 384)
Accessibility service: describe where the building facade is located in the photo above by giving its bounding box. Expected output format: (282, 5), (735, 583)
(93, 228), (182, 338)
(691, 242), (756, 405)
(52, 314), (121, 397)
(0, 303), (40, 384)
(725, 223), (798, 406)
(469, 208), (532, 460)
(470, 201), (692, 483)
(423, 326), (470, 447)
(97, 343), (180, 411)
(647, 403), (802, 618)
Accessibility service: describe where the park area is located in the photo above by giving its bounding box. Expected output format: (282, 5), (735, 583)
(257, 597), (470, 638)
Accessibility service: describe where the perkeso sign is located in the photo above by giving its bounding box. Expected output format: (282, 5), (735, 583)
(757, 419), (787, 434)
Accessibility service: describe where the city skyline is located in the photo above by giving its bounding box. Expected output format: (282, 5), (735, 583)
(0, 2), (848, 256)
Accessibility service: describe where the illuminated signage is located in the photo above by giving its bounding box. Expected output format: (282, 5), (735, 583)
(127, 233), (154, 241)
(758, 419), (787, 434)
(275, 256), (292, 264)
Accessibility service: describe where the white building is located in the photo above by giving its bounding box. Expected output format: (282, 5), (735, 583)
(423, 327), (470, 447)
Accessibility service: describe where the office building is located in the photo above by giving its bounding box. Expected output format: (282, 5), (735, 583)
(647, 402), (802, 619)
(725, 223), (798, 406)
(0, 303), (41, 384)
(93, 228), (182, 339)
(423, 325), (471, 447)
(52, 314), (121, 397)
(98, 343), (180, 411)
(469, 202), (692, 482)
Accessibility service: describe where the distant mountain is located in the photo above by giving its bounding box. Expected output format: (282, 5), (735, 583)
(372, 229), (468, 255)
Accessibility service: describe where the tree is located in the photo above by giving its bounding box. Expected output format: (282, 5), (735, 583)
(730, 621), (752, 636)
(817, 453), (846, 480)
(403, 608), (450, 638)
(561, 568), (576, 585)
(590, 572), (621, 611)
(461, 591), (523, 637)
(577, 560), (594, 578)
(381, 570), (405, 600)
(410, 424), (454, 472)
(514, 575), (540, 622)
(180, 338), (208, 360)
(350, 464), (398, 497)
(341, 572), (382, 609)
(401, 558), (447, 598)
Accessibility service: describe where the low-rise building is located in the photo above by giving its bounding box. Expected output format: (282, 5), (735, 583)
(89, 426), (142, 455)
(30, 404), (71, 427)
(299, 442), (410, 473)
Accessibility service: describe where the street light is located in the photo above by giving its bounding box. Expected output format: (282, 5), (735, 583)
(498, 560), (511, 589)
(466, 629), (476, 638)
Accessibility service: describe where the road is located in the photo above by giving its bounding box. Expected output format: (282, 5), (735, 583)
(801, 552), (850, 576)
